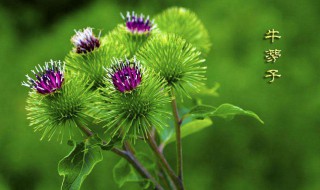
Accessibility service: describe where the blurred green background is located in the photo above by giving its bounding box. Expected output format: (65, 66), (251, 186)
(1, 0), (319, 189)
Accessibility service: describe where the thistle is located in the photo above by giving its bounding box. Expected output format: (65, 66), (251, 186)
(67, 27), (128, 89)
(107, 58), (142, 92)
(137, 33), (206, 97)
(155, 7), (211, 55)
(99, 57), (170, 141)
(122, 11), (154, 34)
(71, 27), (101, 54)
(22, 60), (64, 95)
(107, 12), (158, 58)
(20, 8), (265, 190)
(23, 60), (98, 141)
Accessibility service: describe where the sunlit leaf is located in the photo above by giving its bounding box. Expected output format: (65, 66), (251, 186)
(185, 103), (264, 124)
(211, 103), (264, 124)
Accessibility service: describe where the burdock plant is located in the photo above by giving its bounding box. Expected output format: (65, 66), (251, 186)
(22, 7), (263, 190)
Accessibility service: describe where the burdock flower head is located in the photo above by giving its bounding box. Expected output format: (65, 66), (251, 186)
(22, 60), (64, 95)
(137, 33), (206, 97)
(23, 60), (98, 141)
(155, 7), (211, 56)
(100, 57), (170, 141)
(66, 27), (127, 89)
(107, 58), (142, 93)
(121, 11), (154, 34)
(71, 27), (101, 54)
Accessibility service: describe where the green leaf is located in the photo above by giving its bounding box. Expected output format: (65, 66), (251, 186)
(113, 158), (140, 188)
(167, 118), (213, 144)
(100, 135), (122, 151)
(211, 103), (264, 124)
(184, 103), (264, 124)
(187, 105), (216, 120)
(113, 153), (154, 189)
(58, 138), (103, 190)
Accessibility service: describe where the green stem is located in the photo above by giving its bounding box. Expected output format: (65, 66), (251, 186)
(75, 119), (94, 137)
(170, 88), (183, 182)
(111, 148), (164, 190)
(160, 166), (177, 190)
(146, 132), (184, 190)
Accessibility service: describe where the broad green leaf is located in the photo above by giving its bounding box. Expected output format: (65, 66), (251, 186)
(211, 103), (264, 124)
(113, 153), (154, 189)
(58, 137), (103, 190)
(187, 105), (216, 119)
(113, 158), (140, 188)
(184, 103), (264, 124)
(167, 118), (213, 144)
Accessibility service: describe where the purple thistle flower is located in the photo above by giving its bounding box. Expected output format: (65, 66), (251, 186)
(121, 11), (154, 34)
(22, 60), (65, 95)
(71, 27), (101, 54)
(106, 58), (142, 93)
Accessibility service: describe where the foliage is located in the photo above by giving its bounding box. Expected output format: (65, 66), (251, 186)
(58, 136), (103, 190)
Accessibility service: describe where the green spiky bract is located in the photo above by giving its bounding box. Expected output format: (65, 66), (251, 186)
(26, 74), (99, 141)
(107, 25), (159, 58)
(99, 65), (170, 141)
(155, 7), (211, 56)
(137, 33), (206, 97)
(66, 35), (128, 89)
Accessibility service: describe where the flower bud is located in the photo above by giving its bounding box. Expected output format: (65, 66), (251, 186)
(137, 33), (206, 97)
(155, 7), (211, 55)
(99, 57), (170, 141)
(71, 27), (100, 54)
(22, 60), (64, 95)
(107, 58), (142, 92)
(121, 11), (154, 34)
(107, 11), (158, 58)
(23, 61), (98, 141)
(66, 27), (128, 89)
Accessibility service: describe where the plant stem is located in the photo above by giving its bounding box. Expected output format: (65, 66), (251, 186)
(75, 119), (94, 137)
(170, 88), (183, 182)
(146, 133), (184, 190)
(111, 147), (164, 190)
(75, 121), (164, 190)
(159, 166), (177, 190)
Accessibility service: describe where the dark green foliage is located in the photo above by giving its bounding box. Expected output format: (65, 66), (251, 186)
(58, 137), (103, 190)
(113, 153), (155, 188)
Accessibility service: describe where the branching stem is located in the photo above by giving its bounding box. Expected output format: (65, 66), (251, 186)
(75, 121), (164, 190)
(111, 147), (164, 190)
(170, 88), (183, 182)
(146, 132), (184, 190)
